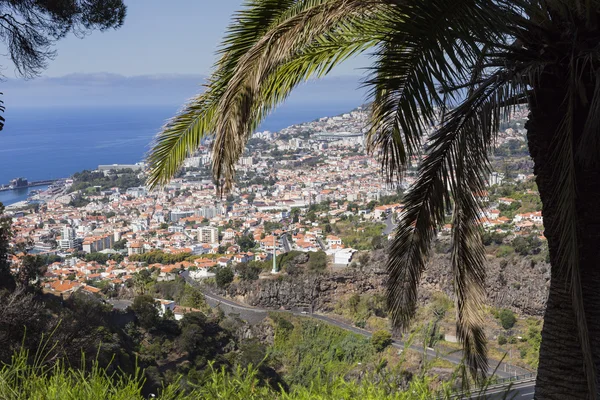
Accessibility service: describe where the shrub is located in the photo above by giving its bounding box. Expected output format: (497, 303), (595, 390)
(371, 330), (393, 352)
(498, 309), (517, 330)
(496, 245), (514, 258)
(497, 335), (507, 345)
(520, 348), (528, 359)
(215, 267), (234, 288)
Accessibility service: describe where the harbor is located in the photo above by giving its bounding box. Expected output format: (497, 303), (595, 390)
(0, 178), (66, 207)
(0, 177), (58, 192)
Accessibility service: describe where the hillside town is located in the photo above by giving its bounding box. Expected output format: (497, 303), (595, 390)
(3, 106), (541, 301)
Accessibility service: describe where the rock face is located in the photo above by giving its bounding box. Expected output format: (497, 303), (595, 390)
(422, 253), (550, 316)
(215, 250), (550, 317)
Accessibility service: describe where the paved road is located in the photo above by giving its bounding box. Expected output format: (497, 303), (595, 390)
(106, 299), (133, 311)
(182, 273), (534, 398)
(475, 380), (535, 400)
(316, 237), (326, 250)
(281, 235), (292, 252)
(384, 213), (396, 235)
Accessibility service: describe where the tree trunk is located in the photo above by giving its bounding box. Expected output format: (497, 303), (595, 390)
(527, 80), (600, 399)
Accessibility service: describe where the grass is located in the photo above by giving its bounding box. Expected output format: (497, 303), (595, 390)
(0, 347), (471, 400)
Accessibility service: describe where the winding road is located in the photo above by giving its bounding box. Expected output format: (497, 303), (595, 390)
(181, 272), (535, 399)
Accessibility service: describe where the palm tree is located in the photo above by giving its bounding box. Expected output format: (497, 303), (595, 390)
(147, 1), (600, 397)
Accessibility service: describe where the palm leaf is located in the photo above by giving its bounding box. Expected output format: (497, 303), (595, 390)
(147, 0), (307, 189)
(387, 65), (531, 378)
(211, 0), (381, 191)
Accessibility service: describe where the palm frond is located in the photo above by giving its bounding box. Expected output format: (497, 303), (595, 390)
(211, 0), (380, 191)
(147, 95), (217, 189)
(387, 67), (530, 379)
(147, 0), (306, 189)
(365, 0), (510, 183)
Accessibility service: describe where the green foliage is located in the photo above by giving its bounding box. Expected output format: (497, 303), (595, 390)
(130, 295), (160, 329)
(69, 170), (143, 193)
(511, 235), (543, 256)
(215, 267), (234, 288)
(113, 239), (127, 250)
(68, 197), (90, 208)
(348, 294), (360, 313)
(14, 255), (45, 292)
(0, 349), (457, 399)
(333, 221), (386, 251)
(234, 262), (261, 281)
(0, 349), (145, 400)
(495, 245), (514, 258)
(84, 252), (110, 264)
(130, 250), (192, 265)
(236, 235), (256, 252)
(270, 314), (375, 387)
(306, 251), (327, 272)
(0, 202), (14, 290)
(371, 330), (393, 352)
(482, 231), (507, 246)
(498, 309), (517, 330)
(497, 334), (507, 345)
(151, 277), (209, 312)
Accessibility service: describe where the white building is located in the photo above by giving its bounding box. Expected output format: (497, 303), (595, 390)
(198, 227), (219, 244)
(333, 248), (356, 266)
(59, 225), (76, 250)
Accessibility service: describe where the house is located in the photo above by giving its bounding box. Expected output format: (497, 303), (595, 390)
(373, 205), (391, 220)
(498, 197), (516, 206)
(486, 209), (501, 219)
(217, 257), (232, 267)
(513, 211), (543, 225)
(45, 280), (81, 296)
(233, 253), (252, 264)
(326, 235), (342, 247)
(333, 248), (356, 266)
(155, 299), (176, 316)
(223, 228), (236, 240)
(127, 241), (144, 256)
(173, 306), (202, 321)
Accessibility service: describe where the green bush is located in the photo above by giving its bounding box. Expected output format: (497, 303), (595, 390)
(496, 245), (514, 258)
(498, 309), (517, 330)
(215, 267), (234, 288)
(497, 334), (507, 345)
(371, 330), (393, 352)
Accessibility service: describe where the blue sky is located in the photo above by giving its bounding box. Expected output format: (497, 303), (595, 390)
(0, 1), (369, 108)
(38, 0), (367, 78)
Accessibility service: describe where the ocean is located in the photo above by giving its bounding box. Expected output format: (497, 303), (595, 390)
(0, 101), (360, 205)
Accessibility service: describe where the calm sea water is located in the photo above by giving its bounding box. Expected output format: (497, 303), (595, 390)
(0, 102), (359, 205)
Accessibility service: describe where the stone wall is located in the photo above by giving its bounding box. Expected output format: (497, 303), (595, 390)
(214, 250), (550, 317)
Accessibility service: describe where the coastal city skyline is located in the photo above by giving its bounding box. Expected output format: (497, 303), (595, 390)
(2, 0), (586, 397)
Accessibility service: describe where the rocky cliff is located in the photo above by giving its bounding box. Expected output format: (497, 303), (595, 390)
(215, 250), (550, 317)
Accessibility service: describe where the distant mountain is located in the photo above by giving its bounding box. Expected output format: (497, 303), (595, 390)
(1, 73), (367, 109)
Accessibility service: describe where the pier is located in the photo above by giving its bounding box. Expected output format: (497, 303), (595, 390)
(0, 179), (58, 192)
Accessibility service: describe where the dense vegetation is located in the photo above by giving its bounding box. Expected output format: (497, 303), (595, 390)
(69, 169), (144, 193)
(0, 349), (461, 400)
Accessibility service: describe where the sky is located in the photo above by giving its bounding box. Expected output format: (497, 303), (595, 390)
(0, 1), (369, 108)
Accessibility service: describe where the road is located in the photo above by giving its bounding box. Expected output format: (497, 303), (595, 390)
(281, 234), (292, 252)
(316, 236), (326, 250)
(475, 380), (535, 400)
(182, 272), (534, 399)
(384, 213), (396, 235)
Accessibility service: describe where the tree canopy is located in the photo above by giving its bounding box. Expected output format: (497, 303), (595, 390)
(0, 0), (126, 130)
